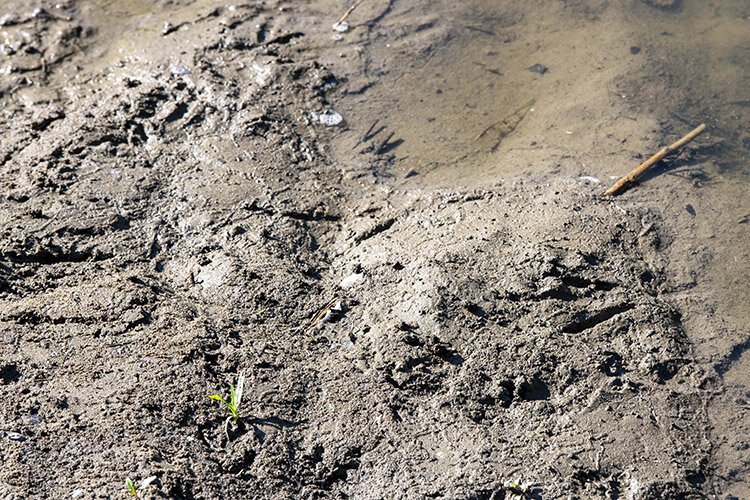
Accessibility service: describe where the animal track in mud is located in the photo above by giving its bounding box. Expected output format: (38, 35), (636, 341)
(322, 190), (708, 496)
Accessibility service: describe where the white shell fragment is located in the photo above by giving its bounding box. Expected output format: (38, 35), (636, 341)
(578, 176), (600, 184)
(332, 21), (349, 32)
(140, 476), (158, 488)
(339, 272), (364, 289)
(7, 432), (26, 441)
(251, 63), (273, 87)
(170, 66), (191, 76)
(312, 111), (344, 127)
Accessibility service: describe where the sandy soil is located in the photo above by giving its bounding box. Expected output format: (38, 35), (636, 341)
(0, 0), (748, 498)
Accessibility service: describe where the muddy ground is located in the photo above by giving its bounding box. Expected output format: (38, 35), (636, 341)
(0, 0), (748, 498)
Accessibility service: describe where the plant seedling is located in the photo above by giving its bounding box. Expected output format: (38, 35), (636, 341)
(209, 372), (245, 423)
(125, 477), (138, 498)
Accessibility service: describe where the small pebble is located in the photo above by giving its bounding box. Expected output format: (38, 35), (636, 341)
(630, 46), (641, 54)
(528, 63), (548, 75)
(0, 12), (20, 26)
(339, 273), (364, 289)
(7, 432), (26, 441)
(340, 339), (355, 349)
(332, 21), (349, 33)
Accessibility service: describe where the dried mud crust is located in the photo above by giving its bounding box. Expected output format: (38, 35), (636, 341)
(0, 1), (718, 499)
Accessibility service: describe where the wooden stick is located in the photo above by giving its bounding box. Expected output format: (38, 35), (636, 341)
(376, 131), (395, 154)
(603, 124), (705, 196)
(335, 0), (369, 26)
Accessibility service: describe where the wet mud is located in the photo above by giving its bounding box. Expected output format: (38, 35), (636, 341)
(0, 0), (748, 498)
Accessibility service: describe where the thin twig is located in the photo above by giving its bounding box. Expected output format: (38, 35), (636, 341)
(335, 0), (369, 26)
(361, 118), (379, 142)
(377, 131), (395, 154)
(603, 123), (706, 196)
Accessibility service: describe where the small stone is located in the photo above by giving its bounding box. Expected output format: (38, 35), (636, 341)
(339, 273), (364, 289)
(527, 63), (548, 75)
(332, 21), (349, 33)
(0, 12), (20, 26)
(7, 432), (26, 441)
(630, 46), (641, 54)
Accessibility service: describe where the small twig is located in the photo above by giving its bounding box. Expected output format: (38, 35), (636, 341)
(303, 297), (339, 337)
(335, 0), (369, 26)
(361, 118), (379, 142)
(377, 131), (395, 154)
(604, 123), (706, 196)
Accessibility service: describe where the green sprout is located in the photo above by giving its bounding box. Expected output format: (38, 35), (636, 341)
(209, 372), (245, 423)
(125, 478), (138, 498)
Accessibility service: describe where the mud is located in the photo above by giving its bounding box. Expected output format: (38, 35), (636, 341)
(0, 0), (748, 498)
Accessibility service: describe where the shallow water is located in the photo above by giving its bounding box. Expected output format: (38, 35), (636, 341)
(330, 1), (749, 352)
(333, 0), (749, 185)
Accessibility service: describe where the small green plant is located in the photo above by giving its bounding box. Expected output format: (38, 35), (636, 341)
(125, 477), (138, 498)
(209, 372), (245, 423)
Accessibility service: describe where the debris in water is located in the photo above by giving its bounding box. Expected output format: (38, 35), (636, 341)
(527, 63), (548, 75)
(475, 99), (536, 152)
(334, 0), (370, 31)
(604, 123), (706, 196)
(332, 21), (349, 33)
(377, 131), (396, 154)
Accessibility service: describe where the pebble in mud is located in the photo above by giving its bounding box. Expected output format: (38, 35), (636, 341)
(171, 66), (191, 76)
(0, 12), (20, 26)
(527, 63), (548, 74)
(6, 432), (26, 442)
